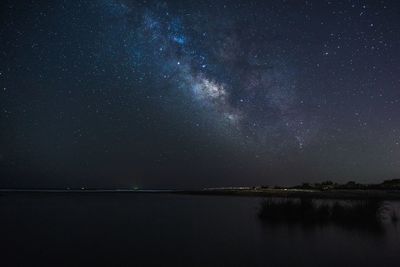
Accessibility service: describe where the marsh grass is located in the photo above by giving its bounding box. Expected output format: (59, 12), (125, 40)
(390, 209), (398, 224)
(258, 198), (386, 230)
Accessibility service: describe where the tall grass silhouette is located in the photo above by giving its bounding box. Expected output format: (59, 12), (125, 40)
(258, 198), (386, 230)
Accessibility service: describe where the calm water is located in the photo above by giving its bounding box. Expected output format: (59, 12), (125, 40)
(1, 193), (400, 266)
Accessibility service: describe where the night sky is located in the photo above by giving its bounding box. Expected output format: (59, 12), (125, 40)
(1, 0), (400, 189)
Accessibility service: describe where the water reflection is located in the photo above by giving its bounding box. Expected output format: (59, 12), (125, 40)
(1, 193), (400, 266)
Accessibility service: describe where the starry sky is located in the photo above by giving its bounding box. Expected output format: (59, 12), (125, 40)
(1, 0), (400, 188)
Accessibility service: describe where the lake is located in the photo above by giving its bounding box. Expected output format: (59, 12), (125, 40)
(1, 193), (400, 266)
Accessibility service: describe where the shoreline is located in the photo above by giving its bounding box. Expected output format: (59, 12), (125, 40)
(2, 188), (400, 200)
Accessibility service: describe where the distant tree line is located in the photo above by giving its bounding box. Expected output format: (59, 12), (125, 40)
(289, 179), (400, 191)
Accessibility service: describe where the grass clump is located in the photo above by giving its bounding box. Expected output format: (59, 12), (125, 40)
(258, 198), (385, 228)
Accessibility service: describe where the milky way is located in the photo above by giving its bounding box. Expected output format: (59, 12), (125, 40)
(101, 1), (316, 152)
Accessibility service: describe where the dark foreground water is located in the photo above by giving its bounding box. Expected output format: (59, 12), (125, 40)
(1, 193), (400, 267)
